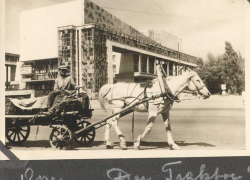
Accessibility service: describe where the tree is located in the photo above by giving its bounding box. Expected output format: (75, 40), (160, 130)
(200, 53), (225, 94)
(196, 42), (245, 94)
(221, 42), (245, 94)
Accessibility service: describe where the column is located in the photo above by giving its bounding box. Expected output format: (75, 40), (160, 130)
(147, 56), (149, 73)
(8, 66), (11, 82)
(6, 65), (8, 82)
(177, 64), (179, 75)
(167, 61), (169, 76)
(106, 40), (113, 84)
(138, 54), (141, 73)
(79, 29), (83, 87)
(154, 58), (156, 74)
(176, 64), (178, 76)
(75, 29), (79, 86)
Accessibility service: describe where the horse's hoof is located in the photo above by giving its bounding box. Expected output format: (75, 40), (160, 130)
(169, 143), (181, 150)
(134, 135), (141, 150)
(105, 141), (113, 149)
(120, 142), (127, 150)
(134, 142), (140, 150)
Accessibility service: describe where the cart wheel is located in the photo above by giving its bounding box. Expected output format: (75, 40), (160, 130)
(6, 126), (30, 145)
(49, 126), (73, 150)
(73, 120), (96, 146)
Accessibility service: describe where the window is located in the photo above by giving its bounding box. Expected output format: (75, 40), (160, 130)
(134, 54), (139, 72)
(149, 57), (155, 74)
(112, 55), (116, 63)
(169, 62), (173, 76)
(141, 54), (147, 73)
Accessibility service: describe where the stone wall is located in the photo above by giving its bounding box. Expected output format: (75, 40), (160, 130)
(84, 0), (156, 44)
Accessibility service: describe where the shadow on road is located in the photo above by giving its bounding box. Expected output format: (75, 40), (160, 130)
(6, 140), (106, 150)
(6, 140), (216, 150)
(111, 141), (216, 150)
(174, 141), (216, 148)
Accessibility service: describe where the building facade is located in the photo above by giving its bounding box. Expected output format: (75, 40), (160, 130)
(5, 53), (19, 90)
(5, 53), (35, 99)
(19, 58), (58, 97)
(19, 0), (198, 96)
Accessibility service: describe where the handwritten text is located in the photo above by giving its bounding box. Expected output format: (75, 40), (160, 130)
(21, 167), (63, 180)
(107, 161), (243, 180)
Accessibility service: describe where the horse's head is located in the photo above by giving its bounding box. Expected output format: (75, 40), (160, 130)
(185, 69), (211, 99)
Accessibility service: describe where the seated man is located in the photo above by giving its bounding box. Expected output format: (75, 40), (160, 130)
(44, 65), (76, 116)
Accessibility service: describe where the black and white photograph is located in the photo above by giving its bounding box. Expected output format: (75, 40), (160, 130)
(3, 0), (247, 159)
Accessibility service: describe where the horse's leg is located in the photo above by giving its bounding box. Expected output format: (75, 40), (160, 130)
(134, 109), (157, 150)
(161, 111), (180, 150)
(111, 108), (127, 150)
(104, 119), (113, 149)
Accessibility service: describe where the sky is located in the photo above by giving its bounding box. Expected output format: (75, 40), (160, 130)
(5, 0), (246, 60)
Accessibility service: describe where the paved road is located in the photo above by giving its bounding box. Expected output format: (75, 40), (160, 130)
(6, 95), (245, 150)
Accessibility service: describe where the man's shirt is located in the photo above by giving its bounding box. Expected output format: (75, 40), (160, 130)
(54, 76), (76, 91)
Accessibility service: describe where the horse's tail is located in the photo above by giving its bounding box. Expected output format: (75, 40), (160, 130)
(98, 84), (113, 112)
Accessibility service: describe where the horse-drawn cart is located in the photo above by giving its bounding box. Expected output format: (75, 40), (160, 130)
(5, 92), (95, 149)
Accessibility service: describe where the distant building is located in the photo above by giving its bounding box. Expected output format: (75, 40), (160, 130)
(19, 0), (197, 96)
(142, 30), (182, 51)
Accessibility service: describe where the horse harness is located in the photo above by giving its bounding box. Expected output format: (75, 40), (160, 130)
(155, 78), (180, 103)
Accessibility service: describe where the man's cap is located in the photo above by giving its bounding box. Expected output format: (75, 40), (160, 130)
(59, 65), (67, 70)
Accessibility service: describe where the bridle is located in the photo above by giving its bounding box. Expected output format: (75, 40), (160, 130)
(190, 75), (206, 95)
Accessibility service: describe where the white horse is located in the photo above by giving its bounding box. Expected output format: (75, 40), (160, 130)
(99, 69), (210, 150)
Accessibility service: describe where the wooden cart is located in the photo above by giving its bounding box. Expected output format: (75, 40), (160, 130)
(5, 93), (95, 150)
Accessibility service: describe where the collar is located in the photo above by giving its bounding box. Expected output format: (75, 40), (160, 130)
(161, 78), (180, 103)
